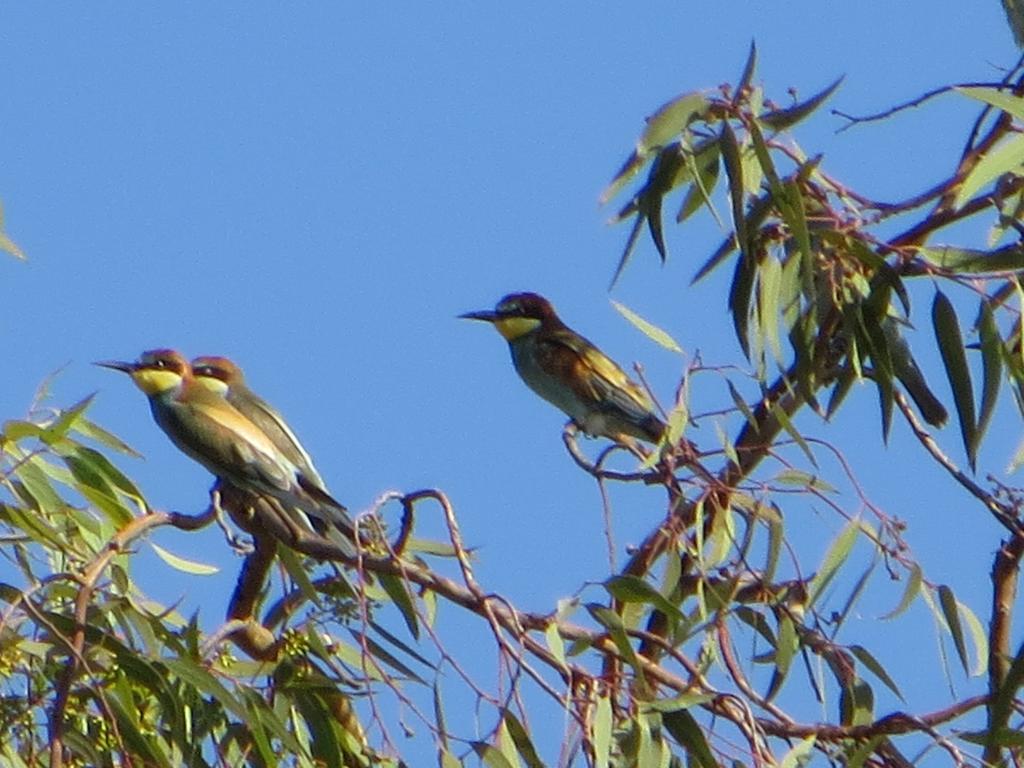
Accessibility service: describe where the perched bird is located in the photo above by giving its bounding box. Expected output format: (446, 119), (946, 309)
(191, 355), (329, 490)
(190, 355), (357, 548)
(460, 292), (666, 444)
(96, 349), (355, 545)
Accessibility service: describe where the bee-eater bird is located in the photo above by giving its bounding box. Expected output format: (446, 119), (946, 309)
(191, 355), (329, 490)
(190, 354), (358, 548)
(460, 292), (667, 444)
(96, 349), (355, 540)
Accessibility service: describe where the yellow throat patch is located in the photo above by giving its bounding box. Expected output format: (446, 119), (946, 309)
(130, 368), (183, 396)
(193, 376), (230, 397)
(493, 316), (541, 341)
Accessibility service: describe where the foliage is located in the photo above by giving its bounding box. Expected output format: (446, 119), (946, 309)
(5, 45), (1024, 767)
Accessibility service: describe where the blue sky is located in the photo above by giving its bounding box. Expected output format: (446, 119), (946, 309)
(0, 3), (1018, 763)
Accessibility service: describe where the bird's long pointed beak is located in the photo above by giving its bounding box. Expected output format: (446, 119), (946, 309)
(458, 309), (499, 322)
(94, 359), (137, 374)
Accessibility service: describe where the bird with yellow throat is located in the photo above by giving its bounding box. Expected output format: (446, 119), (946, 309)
(461, 292), (667, 446)
(97, 349), (355, 551)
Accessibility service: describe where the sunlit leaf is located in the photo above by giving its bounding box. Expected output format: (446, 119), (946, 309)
(150, 542), (219, 576)
(956, 85), (1024, 121)
(677, 141), (721, 224)
(766, 614), (798, 701)
(954, 132), (1024, 209)
(779, 735), (817, 768)
(881, 563), (922, 620)
(839, 678), (874, 726)
(808, 519), (860, 608)
(638, 91), (709, 155)
(920, 243), (1024, 273)
(937, 584), (969, 674)
(611, 300), (683, 353)
(956, 598), (988, 676)
(545, 621), (566, 668)
(592, 692), (613, 768)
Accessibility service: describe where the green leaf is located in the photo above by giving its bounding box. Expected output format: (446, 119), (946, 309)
(14, 455), (65, 515)
(757, 254), (784, 364)
(955, 132), (1024, 209)
(766, 614), (798, 700)
(662, 709), (717, 768)
(104, 690), (174, 768)
(73, 417), (143, 457)
(611, 300), (683, 353)
(920, 243), (1024, 273)
(278, 545), (322, 607)
(545, 621), (566, 667)
(957, 598), (988, 676)
(937, 584), (969, 674)
(62, 450), (135, 526)
(962, 728), (1024, 747)
(720, 121), (747, 261)
(956, 85), (1024, 121)
(975, 300), (1002, 453)
(605, 575), (684, 622)
(433, 679), (449, 750)
(163, 658), (248, 722)
(734, 41), (758, 103)
(150, 542), (219, 575)
(353, 631), (427, 683)
(839, 678), (874, 726)
(760, 76), (843, 130)
(637, 91), (709, 155)
(644, 692), (715, 712)
(932, 291), (977, 469)
(773, 469), (836, 493)
(691, 192), (771, 284)
(850, 645), (904, 701)
(379, 573), (420, 640)
(41, 394), (96, 442)
(808, 519), (860, 608)
(71, 445), (146, 505)
(601, 91), (709, 206)
(779, 735), (817, 768)
(676, 140), (721, 224)
(729, 243), (756, 359)
(592, 693), (613, 768)
(769, 400), (816, 467)
(881, 563), (922, 620)
(502, 710), (544, 768)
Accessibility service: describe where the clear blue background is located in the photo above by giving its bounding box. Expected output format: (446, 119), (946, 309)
(0, 3), (1018, 763)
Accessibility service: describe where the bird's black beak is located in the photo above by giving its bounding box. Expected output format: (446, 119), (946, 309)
(94, 360), (137, 374)
(458, 310), (499, 322)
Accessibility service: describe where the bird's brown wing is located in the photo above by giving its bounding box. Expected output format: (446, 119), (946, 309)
(534, 329), (658, 423)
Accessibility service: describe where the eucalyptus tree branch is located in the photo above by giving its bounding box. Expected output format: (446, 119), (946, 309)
(983, 535), (1024, 767)
(48, 506), (215, 768)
